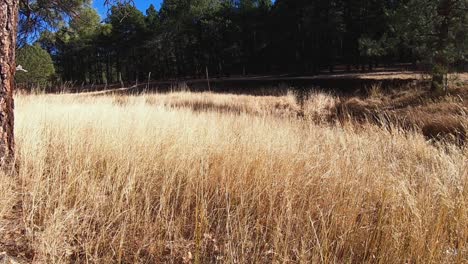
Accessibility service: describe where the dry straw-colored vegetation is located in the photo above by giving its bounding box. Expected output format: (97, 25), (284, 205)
(1, 89), (467, 263)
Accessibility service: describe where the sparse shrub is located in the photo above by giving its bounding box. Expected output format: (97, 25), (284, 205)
(292, 86), (312, 117)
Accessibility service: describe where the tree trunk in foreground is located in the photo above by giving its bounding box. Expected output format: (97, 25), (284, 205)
(0, 0), (18, 165)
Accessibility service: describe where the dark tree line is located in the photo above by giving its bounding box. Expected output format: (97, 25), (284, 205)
(36, 0), (467, 92)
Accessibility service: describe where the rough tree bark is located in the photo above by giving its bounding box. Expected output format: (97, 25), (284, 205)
(0, 0), (18, 165)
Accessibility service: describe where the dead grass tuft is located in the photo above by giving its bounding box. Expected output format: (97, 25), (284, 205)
(420, 116), (466, 145)
(332, 97), (382, 123)
(331, 86), (468, 145)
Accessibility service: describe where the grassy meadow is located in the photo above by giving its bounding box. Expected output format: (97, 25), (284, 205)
(0, 90), (466, 263)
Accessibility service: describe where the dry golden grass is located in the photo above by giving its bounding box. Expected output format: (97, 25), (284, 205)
(344, 72), (468, 83)
(332, 86), (468, 144)
(0, 92), (466, 263)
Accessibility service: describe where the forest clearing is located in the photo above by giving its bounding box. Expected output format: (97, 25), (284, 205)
(0, 83), (466, 263)
(1, 0), (467, 263)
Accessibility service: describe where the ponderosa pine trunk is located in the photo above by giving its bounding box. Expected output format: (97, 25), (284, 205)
(0, 0), (18, 165)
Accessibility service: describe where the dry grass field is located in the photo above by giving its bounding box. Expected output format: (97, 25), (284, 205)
(0, 88), (467, 263)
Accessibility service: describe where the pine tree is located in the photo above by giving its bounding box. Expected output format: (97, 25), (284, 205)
(393, 0), (467, 93)
(15, 44), (56, 89)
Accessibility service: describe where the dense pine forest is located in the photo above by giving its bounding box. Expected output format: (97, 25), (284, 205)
(16, 0), (467, 92)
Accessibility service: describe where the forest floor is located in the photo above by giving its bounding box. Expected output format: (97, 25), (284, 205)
(63, 71), (468, 96)
(1, 81), (467, 263)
